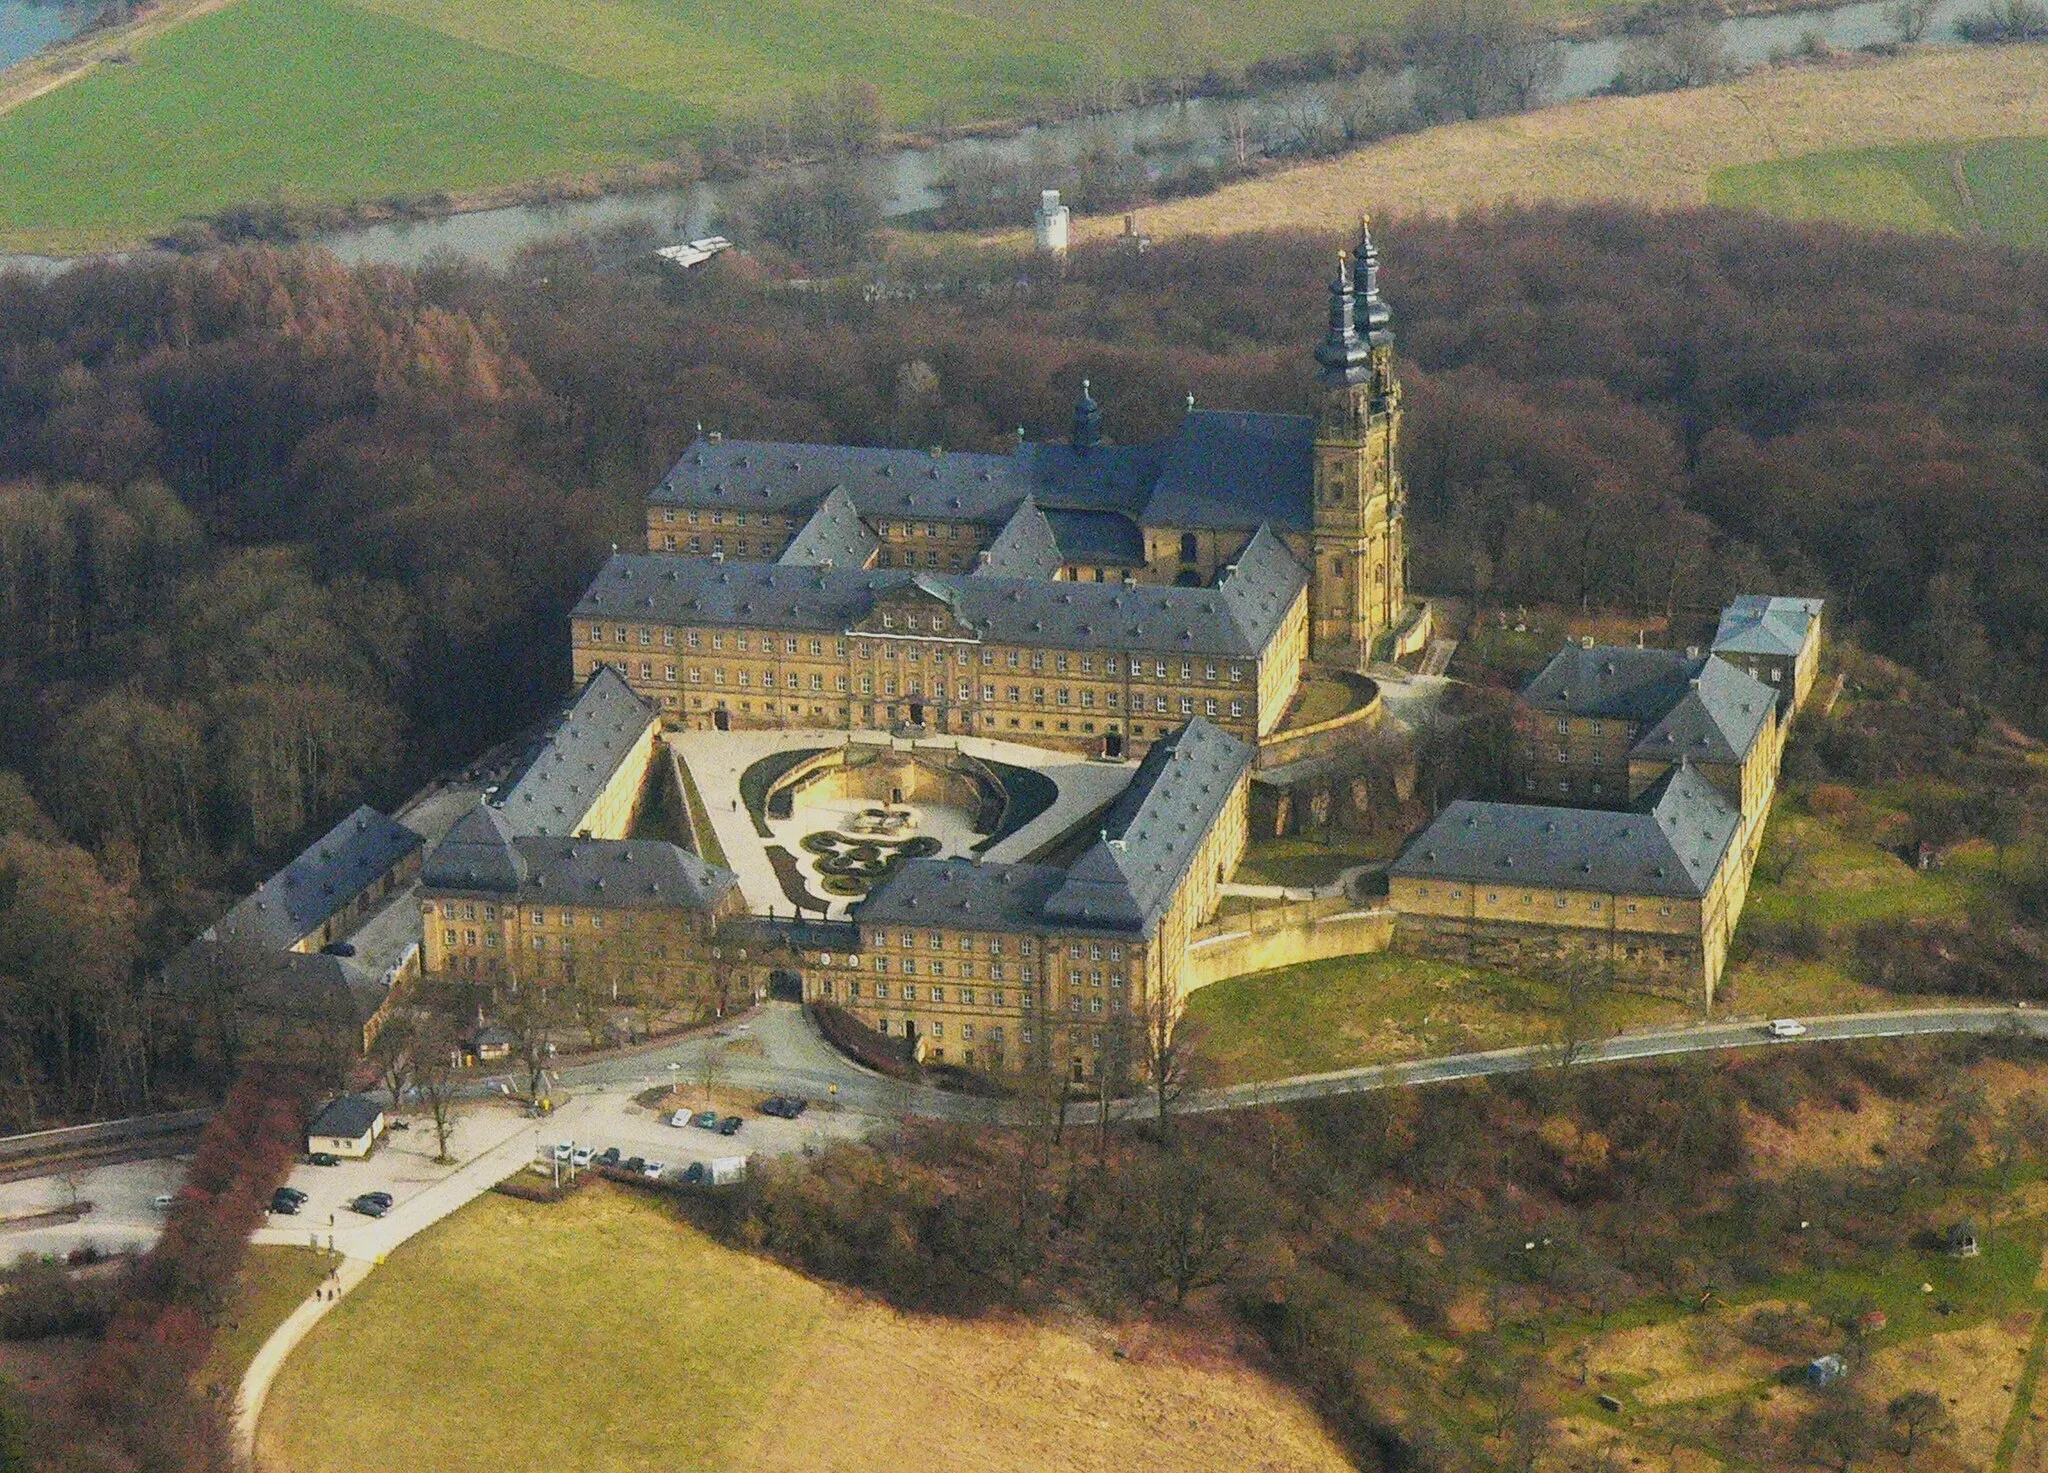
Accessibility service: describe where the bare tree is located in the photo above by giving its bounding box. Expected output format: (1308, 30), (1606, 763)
(368, 1012), (416, 1113)
(1224, 103), (1259, 168)
(501, 985), (561, 1103)
(699, 1039), (727, 1110)
(413, 1017), (460, 1165)
(1140, 982), (1207, 1140)
(1886, 1389), (1952, 1460)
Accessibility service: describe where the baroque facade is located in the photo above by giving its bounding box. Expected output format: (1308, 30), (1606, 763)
(578, 223), (1410, 757)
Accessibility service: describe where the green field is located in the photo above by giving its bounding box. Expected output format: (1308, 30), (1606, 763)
(0, 0), (684, 251)
(1712, 136), (2048, 250)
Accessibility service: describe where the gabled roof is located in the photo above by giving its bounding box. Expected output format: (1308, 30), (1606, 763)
(309, 1095), (384, 1140)
(644, 411), (1317, 538)
(425, 803), (737, 912)
(853, 859), (1073, 933)
(1140, 411), (1316, 533)
(974, 498), (1064, 580)
(576, 554), (1302, 659)
(1713, 595), (1824, 658)
(1521, 645), (1701, 723)
(1390, 762), (1740, 900)
(1214, 526), (1308, 646)
(426, 804), (530, 890)
(494, 667), (656, 838)
(210, 806), (423, 951)
(1044, 717), (1254, 933)
(778, 486), (879, 569)
(1042, 507), (1147, 566)
(1629, 657), (1775, 766)
(163, 936), (387, 1030)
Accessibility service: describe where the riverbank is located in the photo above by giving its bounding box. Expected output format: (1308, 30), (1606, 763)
(1067, 42), (2048, 239)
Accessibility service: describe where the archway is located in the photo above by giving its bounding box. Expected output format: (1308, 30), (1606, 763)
(767, 969), (803, 1003)
(713, 706), (730, 732)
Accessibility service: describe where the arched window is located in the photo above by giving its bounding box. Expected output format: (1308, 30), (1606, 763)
(1179, 532), (1198, 563)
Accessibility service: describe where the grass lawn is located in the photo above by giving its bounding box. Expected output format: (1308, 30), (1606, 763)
(258, 1185), (1353, 1473)
(1713, 135), (2048, 251)
(1235, 833), (1391, 888)
(1088, 46), (2048, 242)
(671, 749), (729, 868)
(1187, 952), (1689, 1083)
(197, 1244), (330, 1397)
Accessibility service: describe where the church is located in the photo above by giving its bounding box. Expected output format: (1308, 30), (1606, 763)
(571, 223), (1411, 758)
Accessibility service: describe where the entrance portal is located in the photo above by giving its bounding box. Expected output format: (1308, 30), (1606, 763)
(1102, 731), (1124, 759)
(713, 707), (730, 732)
(767, 969), (803, 1003)
(908, 701), (924, 726)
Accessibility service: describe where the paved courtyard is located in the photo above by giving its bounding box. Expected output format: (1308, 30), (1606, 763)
(672, 728), (1135, 918)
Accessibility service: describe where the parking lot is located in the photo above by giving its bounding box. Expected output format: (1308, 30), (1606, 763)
(542, 1085), (873, 1185)
(0, 1154), (187, 1262)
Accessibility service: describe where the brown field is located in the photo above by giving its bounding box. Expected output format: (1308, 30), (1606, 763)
(1072, 46), (2048, 239)
(1866, 1317), (2033, 1471)
(258, 1186), (1351, 1473)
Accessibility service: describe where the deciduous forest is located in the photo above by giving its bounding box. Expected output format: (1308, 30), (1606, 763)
(0, 205), (2043, 1125)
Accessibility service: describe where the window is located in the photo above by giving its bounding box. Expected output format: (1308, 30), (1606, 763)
(1180, 697), (1194, 716)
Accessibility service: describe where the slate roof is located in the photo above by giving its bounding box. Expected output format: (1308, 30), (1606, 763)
(309, 1095), (385, 1141)
(1390, 762), (1740, 900)
(575, 550), (1305, 659)
(1043, 717), (1254, 933)
(1713, 595), (1823, 659)
(494, 667), (655, 838)
(854, 859), (1077, 933)
(856, 718), (1252, 937)
(778, 486), (878, 569)
(1043, 507), (1147, 566)
(1629, 657), (1776, 767)
(211, 806), (423, 951)
(424, 801), (738, 912)
(1521, 645), (1702, 724)
(646, 409), (1315, 539)
(1140, 411), (1317, 533)
(974, 498), (1063, 580)
(164, 937), (387, 1030)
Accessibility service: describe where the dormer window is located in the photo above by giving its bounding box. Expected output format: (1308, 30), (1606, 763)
(882, 614), (895, 628)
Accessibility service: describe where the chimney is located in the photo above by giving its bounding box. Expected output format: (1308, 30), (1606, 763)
(708, 430), (723, 444)
(1580, 635), (1594, 649)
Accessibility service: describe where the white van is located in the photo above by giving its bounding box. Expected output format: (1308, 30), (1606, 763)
(1766, 1019), (1808, 1039)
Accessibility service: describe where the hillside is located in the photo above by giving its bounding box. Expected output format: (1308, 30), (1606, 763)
(257, 1186), (1354, 1473)
(1074, 45), (2048, 240)
(1715, 135), (2048, 248)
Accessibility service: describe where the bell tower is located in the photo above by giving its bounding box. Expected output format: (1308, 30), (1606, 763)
(1310, 218), (1406, 671)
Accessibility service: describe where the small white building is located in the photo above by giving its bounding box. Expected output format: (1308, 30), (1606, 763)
(1034, 190), (1070, 256)
(307, 1095), (387, 1159)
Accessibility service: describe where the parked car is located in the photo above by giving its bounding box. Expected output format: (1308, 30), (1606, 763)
(595, 1147), (622, 1168)
(268, 1189), (302, 1215)
(553, 1142), (573, 1163)
(1766, 1018), (1808, 1039)
(351, 1195), (389, 1218)
(717, 1115), (743, 1136)
(307, 1152), (339, 1167)
(670, 1109), (695, 1128)
(150, 1193), (176, 1211)
(319, 941), (356, 958)
(641, 1159), (667, 1179)
(681, 1162), (707, 1185)
(360, 1191), (393, 1207)
(692, 1110), (719, 1130)
(622, 1156), (645, 1175)
(759, 1096), (808, 1118)
(275, 1186), (308, 1204)
(709, 1156), (746, 1185)
(571, 1145), (595, 1168)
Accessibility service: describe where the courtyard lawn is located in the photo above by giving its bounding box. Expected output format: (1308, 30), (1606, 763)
(0, 0), (686, 253)
(1234, 833), (1391, 889)
(197, 1244), (330, 1397)
(257, 1185), (1353, 1473)
(1186, 953), (1689, 1084)
(1712, 136), (2048, 251)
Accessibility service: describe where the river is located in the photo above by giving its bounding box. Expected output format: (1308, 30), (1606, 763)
(0, 0), (88, 70)
(0, 0), (1990, 277)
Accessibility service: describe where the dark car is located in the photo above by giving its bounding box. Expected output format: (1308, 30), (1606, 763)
(275, 1186), (308, 1204)
(681, 1162), (707, 1185)
(307, 1152), (339, 1167)
(692, 1110), (719, 1130)
(361, 1191), (394, 1207)
(350, 1195), (390, 1218)
(319, 941), (356, 958)
(269, 1189), (302, 1215)
(761, 1096), (809, 1118)
(596, 1147), (622, 1168)
(622, 1156), (645, 1175)
(717, 1115), (743, 1136)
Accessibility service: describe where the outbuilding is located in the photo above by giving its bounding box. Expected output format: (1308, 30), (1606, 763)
(470, 1024), (516, 1063)
(308, 1095), (387, 1159)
